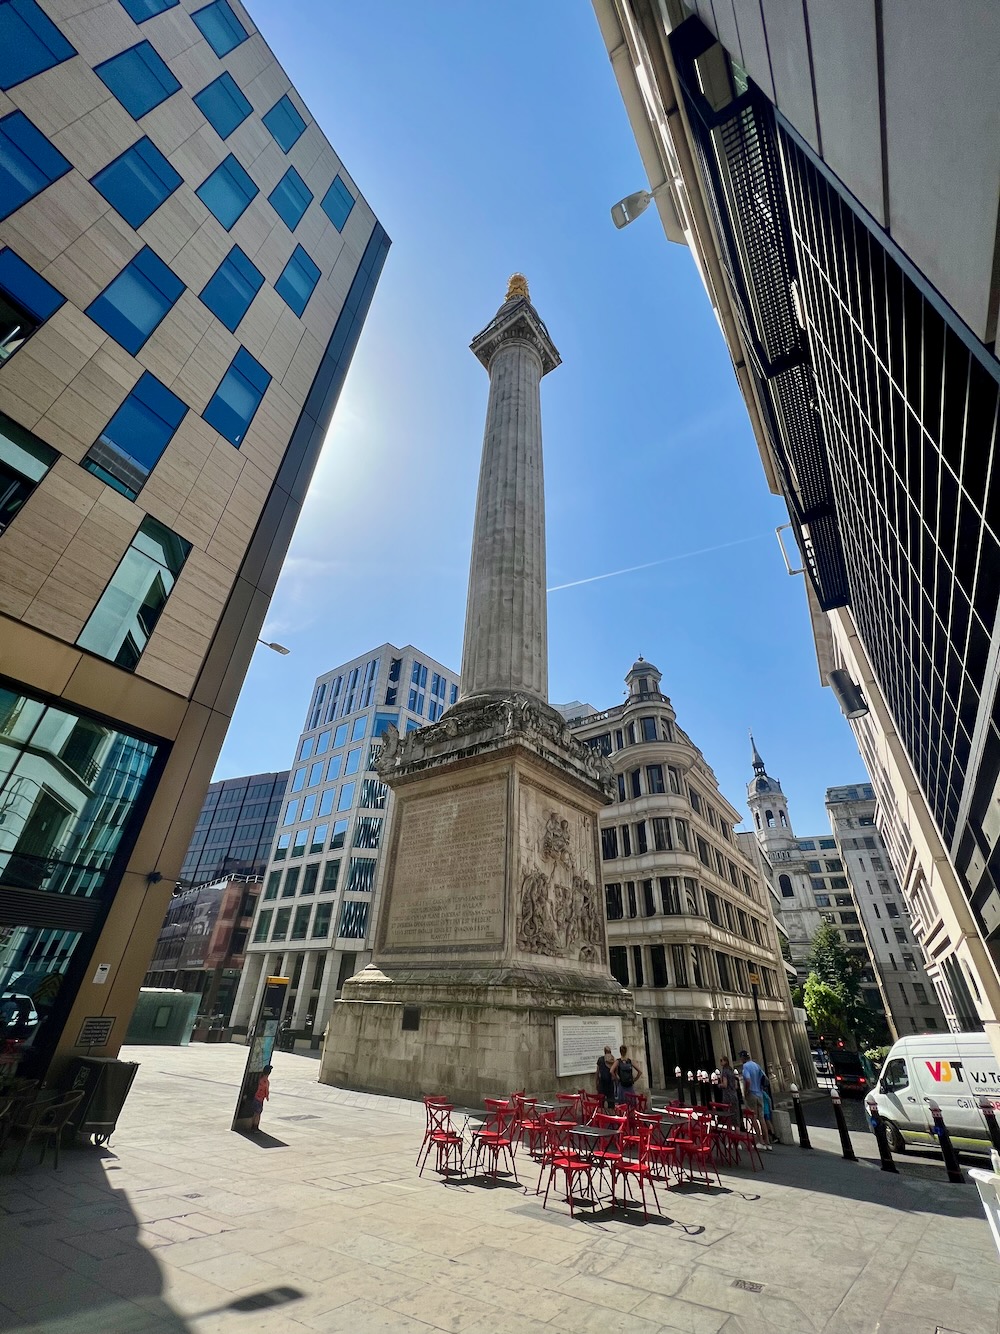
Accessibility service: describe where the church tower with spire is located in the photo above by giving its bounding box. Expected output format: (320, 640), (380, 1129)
(747, 733), (794, 854)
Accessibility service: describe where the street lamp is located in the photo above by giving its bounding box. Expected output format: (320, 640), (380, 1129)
(610, 183), (686, 243)
(257, 639), (290, 656)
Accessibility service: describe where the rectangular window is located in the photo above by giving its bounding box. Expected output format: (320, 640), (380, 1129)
(640, 717), (657, 742)
(263, 93), (306, 150)
(650, 945), (668, 988)
(282, 799), (299, 825)
(86, 246), (183, 355)
(290, 904), (311, 939)
(310, 824), (327, 855)
(609, 946), (628, 987)
(94, 41), (179, 118)
(604, 883), (623, 920)
(338, 900), (369, 939)
(316, 729), (331, 755)
(291, 829), (307, 857)
(706, 890), (722, 926)
(331, 818), (348, 849)
(645, 764), (665, 794)
(620, 825), (632, 857)
(635, 821), (647, 854)
(93, 138), (181, 232)
(631, 946), (644, 987)
(290, 767), (306, 792)
(903, 953), (917, 972)
(275, 244), (320, 316)
(642, 879), (655, 916)
(616, 774), (626, 803)
(312, 902), (332, 938)
(651, 817), (672, 852)
(192, 0), (247, 55)
(0, 110), (72, 222)
(348, 857), (376, 892)
(194, 72), (252, 140)
(263, 870), (280, 901)
(628, 769), (640, 799)
(0, 243), (64, 369)
(675, 818), (689, 851)
(0, 409), (56, 534)
(321, 859), (340, 893)
(271, 906), (291, 941)
(273, 833), (290, 860)
(83, 370), (187, 500)
(317, 788), (334, 817)
(203, 346), (270, 446)
(300, 794), (316, 821)
(77, 517), (190, 668)
(307, 761), (323, 787)
(660, 876), (680, 914)
(199, 245), (262, 331)
(196, 154), (258, 230)
(0, 0), (76, 91)
(894, 926), (907, 943)
(696, 836), (711, 867)
(344, 747), (361, 776)
(337, 782), (355, 812)
(269, 168), (312, 231)
(886, 902), (900, 918)
(351, 717), (367, 741)
(671, 944), (689, 987)
(119, 0), (179, 18)
(354, 816), (382, 850)
(373, 712), (398, 737)
(360, 778), (387, 809)
(282, 866), (299, 897)
(325, 755), (342, 784)
(626, 882), (637, 917)
(253, 909), (272, 942)
(815, 893), (831, 907)
(333, 722), (348, 748)
(321, 174), (355, 230)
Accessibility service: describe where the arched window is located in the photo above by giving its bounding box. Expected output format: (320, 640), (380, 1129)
(754, 811), (761, 829)
(765, 809), (775, 827)
(779, 874), (793, 898)
(779, 810), (787, 827)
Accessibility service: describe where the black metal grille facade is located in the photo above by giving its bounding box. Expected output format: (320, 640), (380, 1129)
(671, 16), (1000, 943)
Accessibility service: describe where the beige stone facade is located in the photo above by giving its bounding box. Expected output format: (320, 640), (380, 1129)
(0, 0), (387, 1081)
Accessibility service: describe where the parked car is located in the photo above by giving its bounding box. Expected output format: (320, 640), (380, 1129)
(870, 1033), (1000, 1156)
(0, 992), (39, 1043)
(827, 1048), (871, 1095)
(812, 1048), (831, 1075)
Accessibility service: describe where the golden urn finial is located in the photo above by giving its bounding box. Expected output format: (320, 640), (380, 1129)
(505, 273), (529, 302)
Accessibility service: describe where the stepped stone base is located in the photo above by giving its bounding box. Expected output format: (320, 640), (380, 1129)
(321, 964), (643, 1106)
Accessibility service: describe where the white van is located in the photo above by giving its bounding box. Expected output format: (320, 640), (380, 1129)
(872, 1033), (1000, 1156)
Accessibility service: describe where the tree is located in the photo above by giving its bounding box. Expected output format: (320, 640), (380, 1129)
(803, 923), (880, 1047)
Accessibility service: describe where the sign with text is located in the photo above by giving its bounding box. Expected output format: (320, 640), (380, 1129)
(76, 1016), (115, 1047)
(555, 1015), (623, 1078)
(231, 976), (289, 1133)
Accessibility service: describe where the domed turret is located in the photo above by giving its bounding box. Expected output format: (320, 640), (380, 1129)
(746, 732), (792, 840)
(625, 655), (662, 702)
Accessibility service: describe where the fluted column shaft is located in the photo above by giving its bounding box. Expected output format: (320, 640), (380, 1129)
(460, 335), (548, 701)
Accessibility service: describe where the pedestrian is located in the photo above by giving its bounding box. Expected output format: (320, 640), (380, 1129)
(596, 1046), (616, 1110)
(250, 1063), (271, 1133)
(739, 1049), (769, 1149)
(612, 1044), (642, 1107)
(717, 1055), (740, 1122)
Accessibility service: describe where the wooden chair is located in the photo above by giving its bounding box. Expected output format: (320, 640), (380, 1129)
(8, 1090), (84, 1171)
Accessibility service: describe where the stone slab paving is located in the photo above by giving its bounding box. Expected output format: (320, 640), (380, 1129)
(0, 1044), (996, 1334)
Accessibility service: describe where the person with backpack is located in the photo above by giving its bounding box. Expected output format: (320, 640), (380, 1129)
(596, 1046), (616, 1110)
(612, 1044), (642, 1106)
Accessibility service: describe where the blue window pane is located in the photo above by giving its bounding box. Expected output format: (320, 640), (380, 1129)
(118, 0), (178, 20)
(91, 137), (181, 228)
(86, 246), (184, 354)
(0, 247), (64, 320)
(262, 95), (305, 152)
(203, 346), (270, 446)
(194, 72), (251, 140)
(191, 0), (247, 56)
(94, 41), (179, 118)
(0, 111), (72, 222)
(0, 0), (76, 91)
(268, 167), (311, 231)
(196, 154), (257, 229)
(275, 245), (320, 317)
(199, 244), (262, 332)
(83, 370), (186, 499)
(321, 175), (355, 232)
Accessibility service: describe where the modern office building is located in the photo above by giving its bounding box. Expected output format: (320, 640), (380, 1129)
(143, 769), (285, 1017)
(827, 783), (947, 1037)
(563, 659), (809, 1091)
(233, 644), (459, 1042)
(0, 0), (388, 1081)
(592, 1), (1000, 1056)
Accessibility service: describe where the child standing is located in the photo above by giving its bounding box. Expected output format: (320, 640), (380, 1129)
(250, 1063), (272, 1133)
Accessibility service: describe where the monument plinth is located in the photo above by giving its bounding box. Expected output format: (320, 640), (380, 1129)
(321, 278), (641, 1104)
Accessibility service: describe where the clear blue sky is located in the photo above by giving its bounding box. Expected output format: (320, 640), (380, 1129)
(215, 0), (868, 834)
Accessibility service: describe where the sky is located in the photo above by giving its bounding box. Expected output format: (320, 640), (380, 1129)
(214, 0), (869, 834)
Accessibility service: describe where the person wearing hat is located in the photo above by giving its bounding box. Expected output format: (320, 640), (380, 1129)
(739, 1049), (768, 1149)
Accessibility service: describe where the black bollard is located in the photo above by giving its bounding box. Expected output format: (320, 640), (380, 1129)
(866, 1098), (899, 1173)
(790, 1084), (812, 1149)
(978, 1098), (1000, 1154)
(927, 1101), (965, 1184)
(830, 1088), (857, 1162)
(675, 1069), (685, 1105)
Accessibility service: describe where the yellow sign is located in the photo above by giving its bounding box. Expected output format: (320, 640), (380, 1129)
(266, 976), (290, 984)
(748, 971), (761, 987)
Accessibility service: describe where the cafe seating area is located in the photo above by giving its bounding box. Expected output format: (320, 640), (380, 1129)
(416, 1088), (765, 1221)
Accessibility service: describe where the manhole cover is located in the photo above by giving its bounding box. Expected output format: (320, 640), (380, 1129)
(732, 1279), (764, 1293)
(182, 1193), (203, 1199)
(277, 1114), (320, 1122)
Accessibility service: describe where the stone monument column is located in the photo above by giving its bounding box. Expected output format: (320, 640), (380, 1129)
(321, 277), (641, 1106)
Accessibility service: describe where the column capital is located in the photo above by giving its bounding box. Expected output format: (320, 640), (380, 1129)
(470, 295), (561, 375)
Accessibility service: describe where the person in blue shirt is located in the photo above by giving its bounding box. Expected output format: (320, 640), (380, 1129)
(739, 1049), (770, 1149)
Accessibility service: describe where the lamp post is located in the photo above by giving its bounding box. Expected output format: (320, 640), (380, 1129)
(257, 639), (290, 655)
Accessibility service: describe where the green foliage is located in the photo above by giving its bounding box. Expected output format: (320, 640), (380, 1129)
(803, 924), (881, 1047)
(803, 974), (848, 1038)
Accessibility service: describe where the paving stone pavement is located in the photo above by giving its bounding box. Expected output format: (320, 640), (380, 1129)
(0, 1044), (996, 1334)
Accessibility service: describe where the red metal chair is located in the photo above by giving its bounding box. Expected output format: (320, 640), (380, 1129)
(416, 1096), (451, 1165)
(724, 1120), (764, 1171)
(683, 1120), (722, 1187)
(588, 1112), (626, 1192)
(610, 1122), (662, 1221)
(540, 1122), (595, 1218)
(417, 1102), (464, 1179)
(470, 1106), (519, 1184)
(581, 1092), (604, 1122)
(556, 1091), (583, 1121)
(532, 1112), (575, 1193)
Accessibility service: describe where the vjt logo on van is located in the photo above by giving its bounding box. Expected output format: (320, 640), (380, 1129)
(925, 1059), (1000, 1085)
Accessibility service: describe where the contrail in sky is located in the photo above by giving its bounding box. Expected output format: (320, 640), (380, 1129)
(547, 533), (769, 592)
